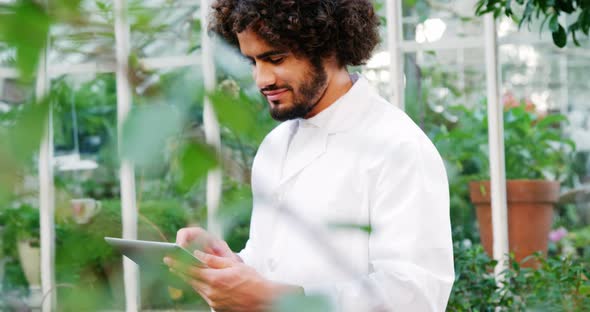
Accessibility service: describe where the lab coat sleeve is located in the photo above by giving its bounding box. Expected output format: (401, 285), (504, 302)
(304, 139), (455, 312)
(237, 192), (263, 272)
(237, 138), (267, 273)
(237, 191), (265, 272)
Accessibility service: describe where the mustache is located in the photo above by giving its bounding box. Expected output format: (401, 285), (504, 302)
(260, 85), (293, 92)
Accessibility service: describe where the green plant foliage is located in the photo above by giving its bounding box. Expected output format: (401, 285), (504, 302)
(0, 204), (40, 293)
(51, 75), (118, 154)
(475, 0), (590, 47)
(511, 255), (590, 310)
(53, 198), (208, 310)
(559, 226), (590, 257)
(0, 0), (85, 77)
(432, 103), (574, 241)
(448, 242), (517, 310)
(435, 104), (575, 181)
(449, 241), (590, 310)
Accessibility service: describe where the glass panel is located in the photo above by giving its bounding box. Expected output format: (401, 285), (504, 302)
(402, 0), (483, 42)
(50, 73), (123, 310)
(49, 68), (209, 310)
(130, 1), (201, 58)
(49, 0), (116, 66)
(498, 19), (590, 243)
(0, 77), (37, 299)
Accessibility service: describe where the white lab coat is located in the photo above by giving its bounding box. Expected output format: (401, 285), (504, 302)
(239, 76), (454, 311)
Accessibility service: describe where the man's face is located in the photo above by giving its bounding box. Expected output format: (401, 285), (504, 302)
(237, 29), (328, 121)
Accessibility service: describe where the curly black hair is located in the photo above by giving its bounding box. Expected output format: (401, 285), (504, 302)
(210, 0), (380, 67)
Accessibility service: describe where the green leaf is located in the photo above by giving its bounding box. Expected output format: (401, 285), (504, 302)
(209, 90), (264, 144)
(327, 222), (372, 234)
(535, 114), (566, 129)
(0, 2), (52, 78)
(176, 142), (218, 191)
(95, 0), (110, 12)
(403, 0), (418, 7)
(479, 183), (487, 196)
(552, 24), (567, 48)
(121, 104), (182, 167)
(9, 99), (51, 162)
(273, 293), (333, 312)
(549, 14), (559, 32)
(0, 144), (19, 205)
(0, 98), (50, 205)
(568, 22), (581, 46)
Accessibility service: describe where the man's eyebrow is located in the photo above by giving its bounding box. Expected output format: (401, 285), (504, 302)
(255, 50), (288, 59)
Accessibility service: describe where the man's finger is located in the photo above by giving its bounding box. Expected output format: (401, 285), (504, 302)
(165, 256), (212, 282)
(189, 279), (215, 307)
(170, 268), (213, 305)
(176, 227), (203, 248)
(169, 267), (190, 283)
(164, 256), (199, 277)
(194, 250), (233, 269)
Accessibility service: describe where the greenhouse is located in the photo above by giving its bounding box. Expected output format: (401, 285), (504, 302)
(1, 0), (589, 311)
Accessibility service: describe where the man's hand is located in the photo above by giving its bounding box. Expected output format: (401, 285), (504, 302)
(176, 227), (241, 262)
(164, 251), (303, 312)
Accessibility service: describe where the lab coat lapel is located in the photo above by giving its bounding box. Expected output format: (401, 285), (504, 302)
(279, 127), (328, 186)
(276, 76), (371, 186)
(264, 121), (297, 189)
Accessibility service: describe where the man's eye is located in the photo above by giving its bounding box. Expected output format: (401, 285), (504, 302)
(268, 57), (284, 64)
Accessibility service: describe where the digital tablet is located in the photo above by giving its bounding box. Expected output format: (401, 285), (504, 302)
(104, 237), (204, 267)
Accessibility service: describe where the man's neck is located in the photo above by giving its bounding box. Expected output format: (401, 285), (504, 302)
(304, 69), (353, 119)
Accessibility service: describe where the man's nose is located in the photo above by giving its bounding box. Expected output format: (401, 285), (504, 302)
(254, 63), (276, 90)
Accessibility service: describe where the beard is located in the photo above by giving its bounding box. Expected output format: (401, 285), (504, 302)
(266, 58), (328, 122)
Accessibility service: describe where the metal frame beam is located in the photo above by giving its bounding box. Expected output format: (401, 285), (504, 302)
(36, 28), (56, 312)
(200, 0), (222, 238)
(483, 14), (509, 280)
(114, 0), (140, 310)
(387, 0), (404, 109)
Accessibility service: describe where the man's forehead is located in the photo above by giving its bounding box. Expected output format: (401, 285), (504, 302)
(237, 29), (285, 57)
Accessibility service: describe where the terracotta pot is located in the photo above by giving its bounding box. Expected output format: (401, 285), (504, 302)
(469, 180), (559, 266)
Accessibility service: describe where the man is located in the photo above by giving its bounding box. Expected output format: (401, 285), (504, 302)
(164, 1), (454, 311)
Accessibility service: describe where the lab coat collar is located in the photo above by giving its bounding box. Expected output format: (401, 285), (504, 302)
(299, 73), (371, 134)
(278, 74), (372, 186)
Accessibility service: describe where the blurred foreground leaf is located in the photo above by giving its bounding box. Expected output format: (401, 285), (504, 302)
(0, 99), (50, 204)
(273, 293), (333, 312)
(0, 1), (52, 78)
(210, 90), (265, 144)
(327, 222), (372, 234)
(9, 99), (50, 162)
(175, 142), (218, 192)
(121, 104), (182, 167)
(217, 183), (252, 248)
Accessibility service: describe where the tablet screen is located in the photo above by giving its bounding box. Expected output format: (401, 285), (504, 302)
(104, 237), (203, 267)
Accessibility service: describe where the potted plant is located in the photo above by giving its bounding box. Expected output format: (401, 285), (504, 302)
(435, 101), (575, 265)
(0, 204), (41, 291)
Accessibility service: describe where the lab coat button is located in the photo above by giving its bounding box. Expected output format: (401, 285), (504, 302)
(273, 193), (283, 203)
(267, 258), (277, 272)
